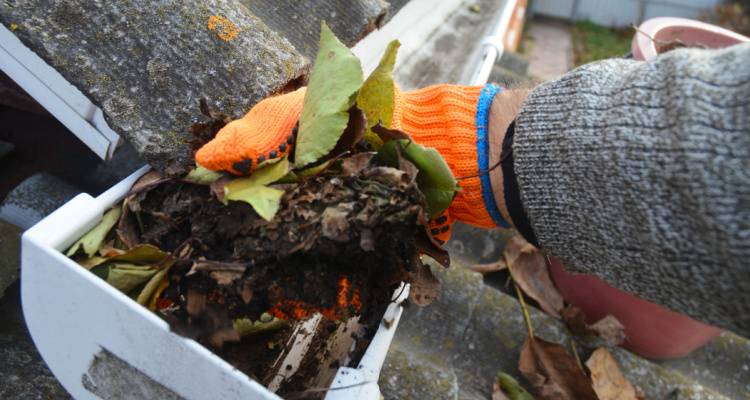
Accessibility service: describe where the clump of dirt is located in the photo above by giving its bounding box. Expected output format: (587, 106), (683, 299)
(132, 157), (425, 324)
(114, 152), (433, 396)
(214, 326), (293, 382)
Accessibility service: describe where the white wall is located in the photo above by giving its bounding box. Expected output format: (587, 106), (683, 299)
(531, 0), (723, 27)
(531, 0), (575, 18)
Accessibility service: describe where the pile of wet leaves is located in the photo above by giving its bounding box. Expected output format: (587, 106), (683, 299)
(65, 22), (453, 394)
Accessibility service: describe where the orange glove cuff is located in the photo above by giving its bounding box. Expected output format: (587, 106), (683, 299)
(392, 84), (498, 229)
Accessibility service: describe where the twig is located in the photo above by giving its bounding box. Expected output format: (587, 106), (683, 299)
(456, 157), (503, 181)
(632, 24), (706, 50)
(505, 257), (534, 338)
(569, 336), (584, 372)
(468, 260), (507, 274)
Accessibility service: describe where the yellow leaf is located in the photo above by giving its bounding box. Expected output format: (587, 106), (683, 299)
(66, 207), (122, 258)
(357, 40), (400, 149)
(224, 157), (289, 221)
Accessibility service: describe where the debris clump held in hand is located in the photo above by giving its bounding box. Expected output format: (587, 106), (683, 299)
(65, 22), (456, 395)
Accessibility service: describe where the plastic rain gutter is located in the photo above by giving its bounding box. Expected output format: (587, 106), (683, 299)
(469, 0), (520, 85)
(21, 164), (412, 400)
(0, 24), (121, 160)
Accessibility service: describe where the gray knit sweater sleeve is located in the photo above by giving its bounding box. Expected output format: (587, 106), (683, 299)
(513, 43), (750, 335)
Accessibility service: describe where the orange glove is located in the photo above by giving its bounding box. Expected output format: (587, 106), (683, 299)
(195, 83), (510, 242)
(196, 88), (306, 175)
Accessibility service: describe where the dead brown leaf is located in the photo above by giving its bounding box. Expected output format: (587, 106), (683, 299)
(126, 171), (167, 212)
(398, 156), (419, 185)
(98, 243), (126, 258)
(360, 228), (375, 251)
(186, 289), (206, 316)
(190, 260), (248, 273)
(164, 162), (189, 178)
(116, 203), (140, 249)
(210, 176), (232, 203)
(590, 316), (626, 347)
(469, 235), (533, 274)
(189, 261), (247, 286)
(210, 271), (243, 285)
(505, 237), (564, 318)
(130, 171), (164, 194)
(409, 263), (441, 306)
(321, 205), (351, 242)
(241, 282), (253, 304)
(518, 336), (598, 400)
(469, 259), (507, 274)
(332, 107), (367, 155)
(503, 235), (537, 266)
(189, 98), (231, 152)
(470, 234), (532, 275)
(415, 224), (450, 268)
(586, 347), (640, 400)
(561, 305), (589, 335)
(341, 152), (376, 176)
(562, 306), (626, 346)
(372, 123), (410, 142)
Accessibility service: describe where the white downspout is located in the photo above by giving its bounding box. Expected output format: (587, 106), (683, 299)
(469, 0), (520, 85)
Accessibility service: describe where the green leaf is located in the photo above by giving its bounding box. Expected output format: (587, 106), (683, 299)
(66, 207), (122, 258)
(296, 159), (333, 178)
(295, 22), (364, 167)
(236, 186), (284, 221)
(256, 157), (283, 169)
(234, 156), (290, 187)
(378, 140), (459, 218)
(276, 171), (300, 184)
(224, 157), (289, 221)
(90, 264), (110, 280)
(497, 373), (534, 400)
(233, 314), (288, 337)
(185, 165), (224, 185)
(106, 263), (157, 294)
(357, 40), (400, 150)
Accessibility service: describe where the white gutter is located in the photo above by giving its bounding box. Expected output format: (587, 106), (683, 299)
(469, 0), (520, 85)
(0, 24), (121, 160)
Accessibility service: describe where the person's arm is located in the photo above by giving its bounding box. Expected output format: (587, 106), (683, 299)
(500, 43), (750, 335)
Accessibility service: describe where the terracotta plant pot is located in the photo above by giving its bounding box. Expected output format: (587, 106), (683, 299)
(548, 257), (721, 359)
(632, 17), (750, 61)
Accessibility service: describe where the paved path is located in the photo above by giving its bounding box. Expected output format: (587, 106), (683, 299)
(526, 17), (573, 80)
